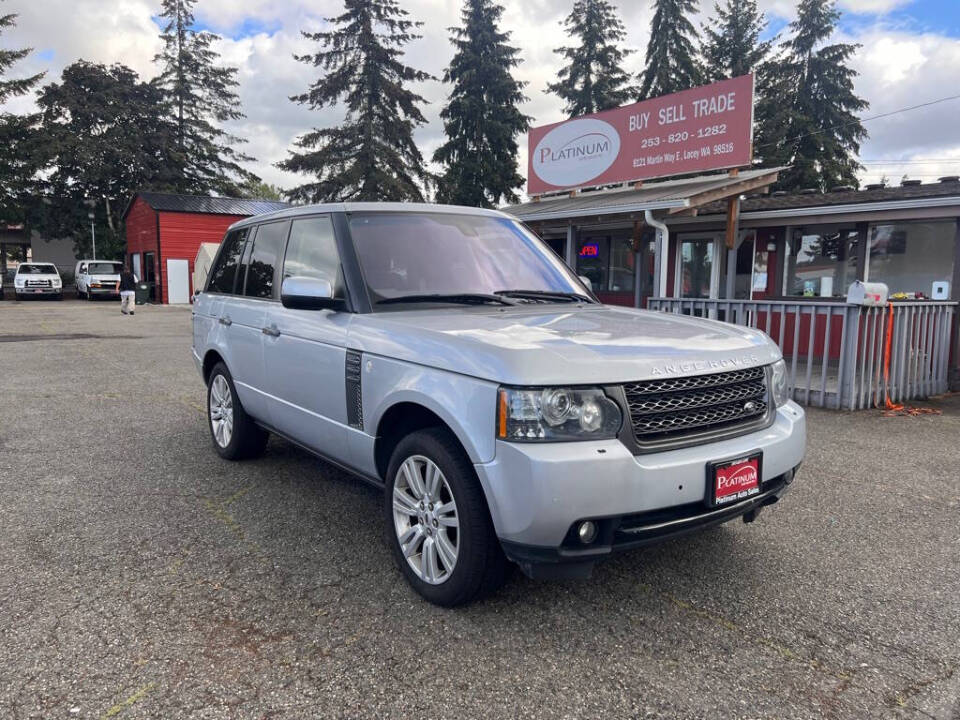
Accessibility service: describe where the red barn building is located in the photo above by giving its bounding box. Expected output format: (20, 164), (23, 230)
(123, 192), (289, 304)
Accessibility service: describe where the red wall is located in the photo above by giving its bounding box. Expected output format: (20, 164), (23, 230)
(125, 196), (158, 263)
(155, 212), (245, 303)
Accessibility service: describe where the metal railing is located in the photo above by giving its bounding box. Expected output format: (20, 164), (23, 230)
(647, 298), (957, 409)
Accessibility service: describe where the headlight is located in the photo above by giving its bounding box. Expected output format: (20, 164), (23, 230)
(52, 278), (62, 287)
(497, 387), (622, 441)
(14, 279), (24, 288)
(770, 359), (789, 407)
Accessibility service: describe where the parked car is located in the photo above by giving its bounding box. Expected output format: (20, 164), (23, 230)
(14, 263), (63, 300)
(76, 260), (123, 300)
(192, 203), (806, 606)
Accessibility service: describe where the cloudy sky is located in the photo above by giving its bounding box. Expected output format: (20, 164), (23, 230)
(3, 0), (959, 195)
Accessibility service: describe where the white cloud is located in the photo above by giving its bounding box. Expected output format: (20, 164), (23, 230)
(838, 0), (914, 14)
(1, 0), (958, 193)
(851, 27), (960, 184)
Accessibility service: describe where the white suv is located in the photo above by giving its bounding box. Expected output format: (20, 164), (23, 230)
(14, 263), (63, 300)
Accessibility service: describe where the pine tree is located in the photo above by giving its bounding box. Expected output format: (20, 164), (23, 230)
(547, 0), (636, 117)
(0, 1), (44, 225)
(638, 0), (703, 100)
(763, 0), (867, 190)
(279, 0), (434, 203)
(154, 0), (258, 196)
(703, 0), (772, 81)
(433, 0), (529, 207)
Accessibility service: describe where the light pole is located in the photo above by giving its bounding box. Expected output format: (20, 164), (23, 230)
(88, 210), (96, 260)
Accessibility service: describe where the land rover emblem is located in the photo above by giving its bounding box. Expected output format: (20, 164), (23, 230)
(743, 401), (758, 412)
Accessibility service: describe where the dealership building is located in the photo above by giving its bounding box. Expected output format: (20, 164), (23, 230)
(509, 174), (960, 309)
(507, 75), (958, 407)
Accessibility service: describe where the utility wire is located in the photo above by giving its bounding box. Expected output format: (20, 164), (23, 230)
(756, 92), (960, 151)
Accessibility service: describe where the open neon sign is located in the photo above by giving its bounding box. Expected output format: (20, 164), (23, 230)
(579, 243), (599, 258)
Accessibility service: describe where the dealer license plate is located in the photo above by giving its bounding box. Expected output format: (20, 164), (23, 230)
(708, 453), (762, 507)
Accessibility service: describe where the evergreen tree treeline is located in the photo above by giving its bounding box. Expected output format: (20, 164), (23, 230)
(0, 0), (872, 239)
(0, 0), (44, 226)
(548, 0), (636, 117)
(433, 0), (530, 207)
(279, 0), (435, 203)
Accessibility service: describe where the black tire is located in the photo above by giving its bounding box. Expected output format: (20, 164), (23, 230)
(55, 293), (63, 301)
(384, 428), (508, 607)
(206, 362), (268, 460)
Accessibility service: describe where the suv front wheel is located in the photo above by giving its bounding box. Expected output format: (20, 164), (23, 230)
(206, 362), (268, 460)
(385, 428), (507, 606)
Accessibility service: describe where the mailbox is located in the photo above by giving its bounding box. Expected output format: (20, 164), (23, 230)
(846, 281), (889, 306)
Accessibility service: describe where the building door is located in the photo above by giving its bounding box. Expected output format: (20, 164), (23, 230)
(676, 237), (718, 299)
(166, 258), (190, 304)
(143, 251), (157, 300)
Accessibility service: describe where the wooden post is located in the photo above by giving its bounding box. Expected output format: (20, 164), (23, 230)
(725, 195), (741, 250)
(724, 195), (742, 300)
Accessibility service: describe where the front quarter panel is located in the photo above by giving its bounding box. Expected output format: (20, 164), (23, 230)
(362, 354), (500, 467)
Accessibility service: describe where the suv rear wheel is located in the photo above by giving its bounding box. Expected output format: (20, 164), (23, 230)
(385, 428), (508, 606)
(206, 362), (268, 460)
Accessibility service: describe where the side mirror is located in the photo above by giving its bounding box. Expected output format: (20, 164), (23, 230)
(578, 275), (593, 292)
(281, 276), (337, 310)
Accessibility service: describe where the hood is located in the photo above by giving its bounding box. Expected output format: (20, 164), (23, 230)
(348, 304), (779, 385)
(89, 274), (120, 281)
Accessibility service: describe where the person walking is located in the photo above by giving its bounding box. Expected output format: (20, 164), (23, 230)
(115, 264), (137, 315)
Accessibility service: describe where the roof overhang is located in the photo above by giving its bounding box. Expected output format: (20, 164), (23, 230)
(666, 194), (960, 227)
(504, 168), (783, 224)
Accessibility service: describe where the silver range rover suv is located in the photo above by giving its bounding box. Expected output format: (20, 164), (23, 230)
(192, 203), (805, 606)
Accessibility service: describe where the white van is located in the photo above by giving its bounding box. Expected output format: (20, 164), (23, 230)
(76, 260), (123, 300)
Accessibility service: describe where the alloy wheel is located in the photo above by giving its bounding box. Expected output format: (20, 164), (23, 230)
(209, 374), (234, 448)
(392, 455), (460, 585)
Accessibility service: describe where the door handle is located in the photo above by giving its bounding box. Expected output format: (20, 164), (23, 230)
(262, 324), (281, 337)
(219, 316), (232, 326)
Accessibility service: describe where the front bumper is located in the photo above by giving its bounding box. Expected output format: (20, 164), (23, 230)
(88, 286), (119, 296)
(474, 402), (805, 568)
(16, 287), (61, 295)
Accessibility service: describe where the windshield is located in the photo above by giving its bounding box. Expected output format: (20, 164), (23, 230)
(88, 262), (122, 275)
(349, 213), (586, 306)
(18, 264), (57, 275)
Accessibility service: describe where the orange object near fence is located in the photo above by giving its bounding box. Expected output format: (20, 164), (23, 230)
(878, 302), (942, 417)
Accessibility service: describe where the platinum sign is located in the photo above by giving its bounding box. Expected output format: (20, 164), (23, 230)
(527, 75), (754, 194)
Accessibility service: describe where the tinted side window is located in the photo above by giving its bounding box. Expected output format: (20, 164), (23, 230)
(243, 221), (289, 299)
(207, 228), (248, 294)
(283, 216), (344, 297)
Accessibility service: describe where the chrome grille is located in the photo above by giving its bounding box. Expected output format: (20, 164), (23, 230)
(25, 279), (52, 288)
(624, 366), (768, 445)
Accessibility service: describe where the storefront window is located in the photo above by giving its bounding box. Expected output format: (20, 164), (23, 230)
(786, 226), (859, 298)
(867, 221), (956, 297)
(576, 234), (635, 293)
(576, 236), (609, 291)
(609, 237), (635, 292)
(679, 238), (714, 298)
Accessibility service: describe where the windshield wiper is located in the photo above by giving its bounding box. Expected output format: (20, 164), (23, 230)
(377, 293), (517, 306)
(495, 289), (594, 303)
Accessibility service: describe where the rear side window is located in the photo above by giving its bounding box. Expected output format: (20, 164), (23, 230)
(207, 228), (248, 294)
(242, 220), (289, 299)
(283, 216), (344, 297)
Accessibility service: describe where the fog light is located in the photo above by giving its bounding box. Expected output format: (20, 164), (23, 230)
(577, 521), (597, 544)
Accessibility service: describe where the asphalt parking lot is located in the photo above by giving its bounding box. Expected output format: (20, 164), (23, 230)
(1, 298), (958, 719)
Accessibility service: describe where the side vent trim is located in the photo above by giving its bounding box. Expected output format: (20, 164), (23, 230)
(345, 350), (363, 430)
